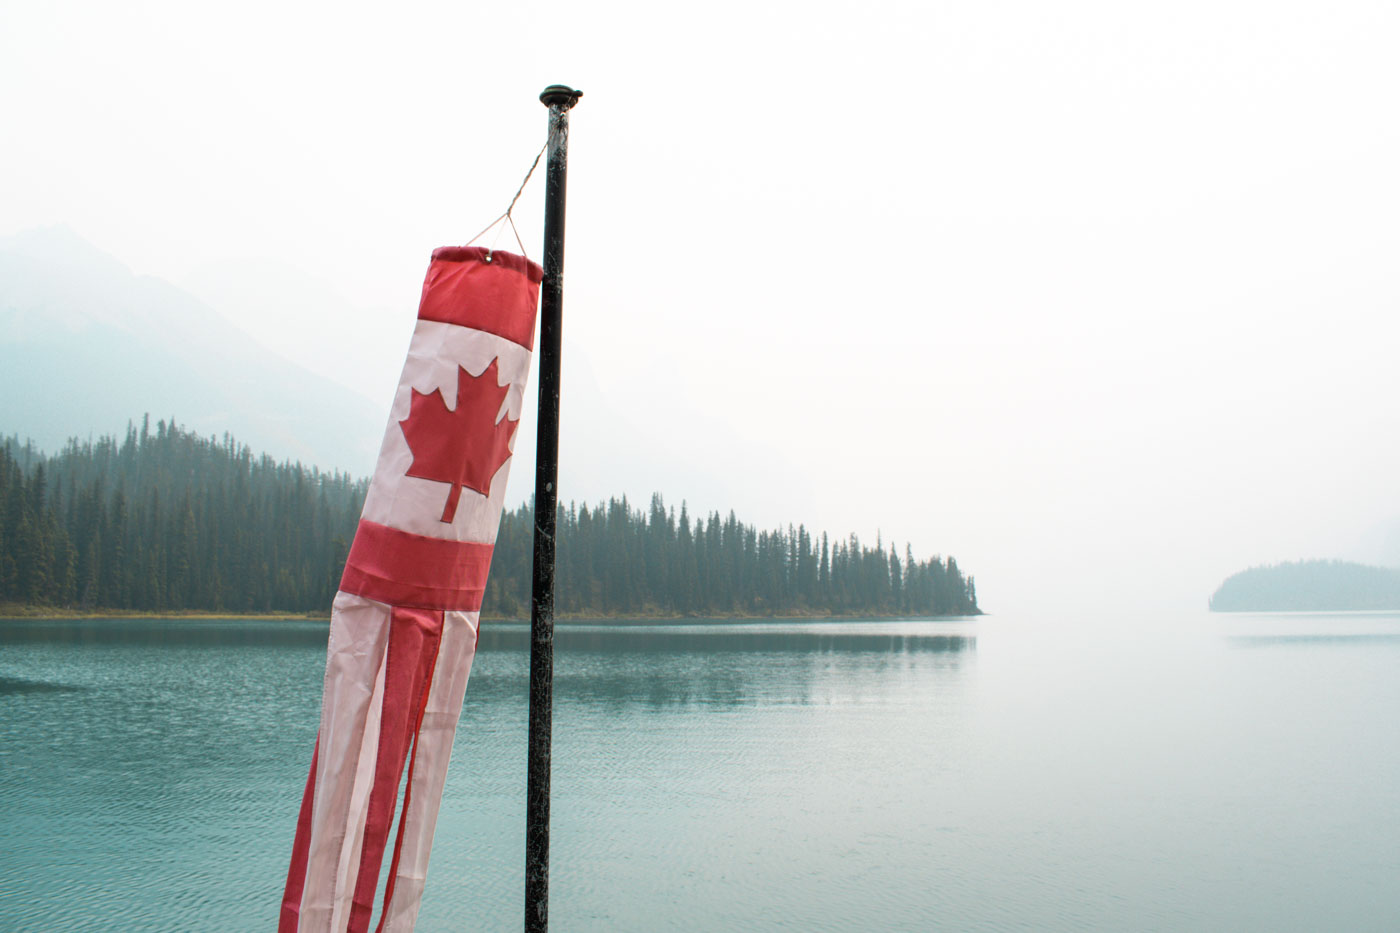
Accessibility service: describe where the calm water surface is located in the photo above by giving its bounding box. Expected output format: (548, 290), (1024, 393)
(2, 612), (1398, 931)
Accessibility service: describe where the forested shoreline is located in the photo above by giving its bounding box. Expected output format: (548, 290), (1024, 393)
(1, 420), (979, 619)
(1210, 560), (1400, 612)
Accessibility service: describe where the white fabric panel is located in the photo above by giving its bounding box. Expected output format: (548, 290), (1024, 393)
(360, 322), (533, 544)
(298, 593), (392, 933)
(378, 610), (481, 933)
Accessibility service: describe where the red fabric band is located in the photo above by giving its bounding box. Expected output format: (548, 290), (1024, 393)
(348, 608), (444, 933)
(419, 247), (541, 349)
(278, 738), (319, 933)
(339, 520), (495, 611)
(372, 613), (445, 933)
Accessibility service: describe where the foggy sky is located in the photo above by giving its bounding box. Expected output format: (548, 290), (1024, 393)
(4, 0), (1398, 615)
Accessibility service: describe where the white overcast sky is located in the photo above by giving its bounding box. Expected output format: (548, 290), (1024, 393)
(3, 0), (1398, 615)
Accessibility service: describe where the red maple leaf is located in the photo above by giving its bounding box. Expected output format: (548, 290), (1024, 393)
(399, 358), (519, 523)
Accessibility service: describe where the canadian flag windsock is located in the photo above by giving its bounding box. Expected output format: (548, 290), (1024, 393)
(281, 247), (540, 933)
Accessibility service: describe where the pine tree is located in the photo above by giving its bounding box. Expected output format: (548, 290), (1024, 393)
(1, 424), (979, 618)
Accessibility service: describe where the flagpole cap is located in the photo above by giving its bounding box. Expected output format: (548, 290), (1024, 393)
(540, 85), (583, 110)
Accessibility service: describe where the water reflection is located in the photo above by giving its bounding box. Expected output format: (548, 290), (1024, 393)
(473, 622), (975, 710)
(480, 622), (972, 656)
(1226, 632), (1400, 648)
(0, 618), (972, 712)
(1217, 611), (1400, 649)
(0, 617), (330, 648)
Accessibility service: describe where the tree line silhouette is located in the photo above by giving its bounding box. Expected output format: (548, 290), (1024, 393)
(1, 419), (979, 618)
(0, 418), (363, 612)
(1209, 560), (1400, 612)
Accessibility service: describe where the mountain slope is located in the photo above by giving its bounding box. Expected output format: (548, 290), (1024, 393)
(0, 226), (382, 473)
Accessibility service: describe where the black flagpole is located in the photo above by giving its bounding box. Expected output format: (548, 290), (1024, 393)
(525, 82), (581, 933)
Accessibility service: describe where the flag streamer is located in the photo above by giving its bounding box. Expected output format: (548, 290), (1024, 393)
(281, 246), (541, 933)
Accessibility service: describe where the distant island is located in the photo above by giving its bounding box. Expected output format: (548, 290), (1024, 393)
(0, 420), (980, 620)
(1209, 560), (1400, 612)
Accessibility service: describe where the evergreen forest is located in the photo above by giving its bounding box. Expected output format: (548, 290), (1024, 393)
(1209, 560), (1400, 612)
(0, 420), (979, 618)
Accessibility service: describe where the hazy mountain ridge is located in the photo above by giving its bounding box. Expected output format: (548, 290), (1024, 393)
(0, 226), (382, 473)
(1209, 559), (1400, 612)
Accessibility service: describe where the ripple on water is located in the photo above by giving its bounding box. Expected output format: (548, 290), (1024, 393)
(0, 676), (86, 695)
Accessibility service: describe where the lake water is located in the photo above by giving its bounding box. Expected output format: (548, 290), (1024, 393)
(2, 611), (1398, 931)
